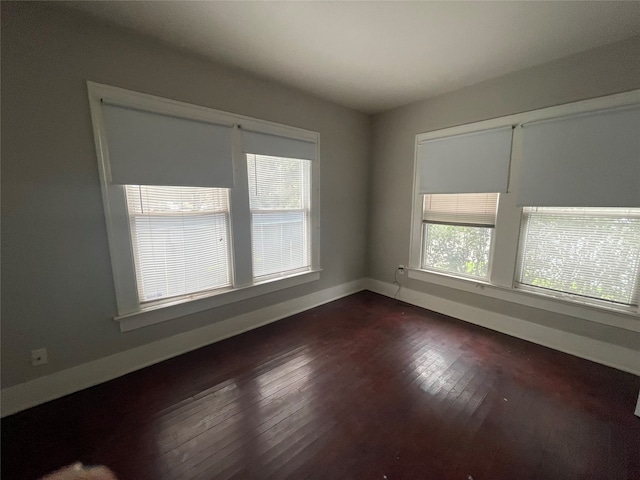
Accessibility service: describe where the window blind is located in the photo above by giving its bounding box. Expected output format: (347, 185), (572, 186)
(417, 127), (513, 194)
(125, 185), (231, 302)
(242, 129), (316, 161)
(423, 193), (498, 227)
(102, 102), (234, 188)
(247, 154), (311, 278)
(518, 105), (640, 207)
(517, 207), (640, 306)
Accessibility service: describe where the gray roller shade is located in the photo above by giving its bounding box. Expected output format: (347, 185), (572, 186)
(518, 105), (640, 207)
(417, 126), (513, 194)
(102, 101), (234, 188)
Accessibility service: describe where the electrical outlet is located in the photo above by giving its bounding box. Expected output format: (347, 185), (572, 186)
(31, 348), (48, 366)
(398, 265), (405, 274)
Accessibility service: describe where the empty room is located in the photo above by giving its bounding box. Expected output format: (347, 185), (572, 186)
(2, 1), (639, 479)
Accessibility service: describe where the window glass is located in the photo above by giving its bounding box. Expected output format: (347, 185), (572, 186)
(517, 207), (640, 306)
(421, 193), (497, 279)
(125, 185), (231, 302)
(247, 154), (311, 278)
(423, 224), (492, 278)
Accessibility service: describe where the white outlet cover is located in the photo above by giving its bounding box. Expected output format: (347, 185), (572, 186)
(31, 348), (48, 366)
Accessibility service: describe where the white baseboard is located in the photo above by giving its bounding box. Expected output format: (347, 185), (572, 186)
(363, 278), (640, 377)
(3, 277), (637, 418)
(636, 392), (640, 417)
(1, 279), (364, 417)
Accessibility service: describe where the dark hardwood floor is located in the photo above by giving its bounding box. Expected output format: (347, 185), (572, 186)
(2, 291), (639, 480)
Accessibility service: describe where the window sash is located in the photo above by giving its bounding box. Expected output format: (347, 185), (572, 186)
(247, 154), (312, 279)
(125, 186), (232, 303)
(422, 223), (493, 279)
(251, 210), (311, 279)
(516, 207), (640, 307)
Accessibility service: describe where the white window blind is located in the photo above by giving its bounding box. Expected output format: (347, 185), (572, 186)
(517, 207), (640, 306)
(518, 105), (640, 207)
(125, 185), (231, 302)
(102, 102), (234, 188)
(247, 154), (311, 279)
(417, 126), (513, 194)
(423, 193), (498, 227)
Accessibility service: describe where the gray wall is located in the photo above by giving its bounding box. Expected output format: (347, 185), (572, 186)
(3, 1), (640, 391)
(368, 35), (640, 350)
(1, 3), (371, 388)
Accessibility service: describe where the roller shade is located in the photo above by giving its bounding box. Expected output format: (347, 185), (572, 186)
(423, 193), (498, 227)
(242, 129), (316, 161)
(518, 105), (640, 207)
(417, 126), (513, 194)
(101, 101), (234, 188)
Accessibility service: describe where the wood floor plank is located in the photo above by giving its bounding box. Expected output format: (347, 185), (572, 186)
(2, 291), (639, 480)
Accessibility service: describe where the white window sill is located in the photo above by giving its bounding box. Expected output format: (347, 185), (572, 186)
(407, 268), (640, 332)
(115, 270), (321, 332)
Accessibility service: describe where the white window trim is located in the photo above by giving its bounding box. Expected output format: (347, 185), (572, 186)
(87, 82), (321, 331)
(407, 268), (640, 332)
(409, 89), (640, 332)
(115, 270), (321, 332)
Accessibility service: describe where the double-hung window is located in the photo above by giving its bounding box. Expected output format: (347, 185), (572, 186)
(413, 126), (513, 281)
(247, 154), (311, 279)
(88, 82), (320, 330)
(409, 91), (640, 325)
(516, 207), (640, 308)
(515, 104), (640, 312)
(422, 193), (497, 279)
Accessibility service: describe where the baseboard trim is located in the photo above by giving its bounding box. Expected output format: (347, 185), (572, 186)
(363, 278), (640, 377)
(4, 277), (637, 417)
(1, 279), (364, 417)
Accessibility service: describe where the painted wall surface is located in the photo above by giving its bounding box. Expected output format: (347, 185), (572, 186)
(368, 35), (640, 351)
(1, 3), (371, 388)
(3, 1), (640, 395)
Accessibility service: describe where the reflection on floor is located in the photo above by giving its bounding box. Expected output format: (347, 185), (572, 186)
(2, 291), (639, 480)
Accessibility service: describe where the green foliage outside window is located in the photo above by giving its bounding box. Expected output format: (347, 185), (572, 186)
(423, 224), (492, 278)
(518, 212), (640, 305)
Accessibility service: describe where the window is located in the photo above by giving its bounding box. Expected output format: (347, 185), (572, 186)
(88, 82), (320, 329)
(517, 207), (640, 307)
(247, 154), (311, 279)
(409, 90), (640, 325)
(422, 193), (497, 279)
(125, 185), (231, 302)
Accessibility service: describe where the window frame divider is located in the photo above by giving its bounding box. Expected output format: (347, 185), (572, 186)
(228, 125), (254, 288)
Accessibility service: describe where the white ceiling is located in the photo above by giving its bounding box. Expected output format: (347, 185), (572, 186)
(60, 1), (640, 114)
